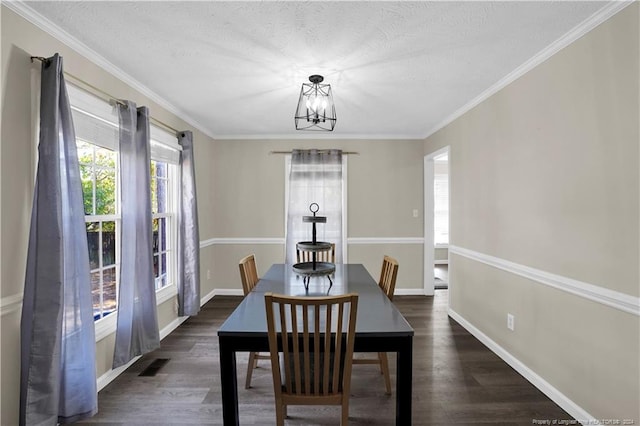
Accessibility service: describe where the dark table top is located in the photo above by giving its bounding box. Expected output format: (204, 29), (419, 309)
(218, 263), (414, 338)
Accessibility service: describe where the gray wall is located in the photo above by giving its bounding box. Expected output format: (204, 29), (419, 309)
(424, 4), (639, 421)
(205, 138), (425, 294)
(0, 7), (216, 424)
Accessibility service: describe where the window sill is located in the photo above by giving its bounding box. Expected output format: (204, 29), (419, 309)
(94, 283), (177, 342)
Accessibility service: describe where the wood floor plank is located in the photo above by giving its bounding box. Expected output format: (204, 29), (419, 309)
(76, 291), (574, 425)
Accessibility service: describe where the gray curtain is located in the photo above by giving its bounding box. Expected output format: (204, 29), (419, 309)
(113, 102), (160, 368)
(20, 53), (97, 425)
(286, 149), (343, 264)
(177, 131), (201, 316)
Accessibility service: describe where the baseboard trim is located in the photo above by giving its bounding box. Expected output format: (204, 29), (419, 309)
(211, 288), (244, 297)
(200, 288), (217, 305)
(96, 356), (141, 391)
(395, 288), (428, 296)
(448, 308), (596, 425)
(449, 245), (639, 316)
(96, 314), (187, 391)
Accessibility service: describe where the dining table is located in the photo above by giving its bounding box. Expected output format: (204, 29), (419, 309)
(217, 263), (414, 425)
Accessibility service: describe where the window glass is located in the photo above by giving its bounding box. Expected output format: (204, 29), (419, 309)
(69, 84), (179, 321)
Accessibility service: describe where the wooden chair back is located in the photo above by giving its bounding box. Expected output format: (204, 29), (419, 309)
(297, 243), (336, 264)
(351, 255), (399, 395)
(239, 254), (270, 389)
(264, 292), (358, 424)
(379, 255), (399, 301)
(239, 254), (259, 296)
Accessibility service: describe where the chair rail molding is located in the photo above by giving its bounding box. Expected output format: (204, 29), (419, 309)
(348, 237), (424, 244)
(199, 237), (425, 248)
(449, 245), (640, 316)
(200, 237), (285, 248)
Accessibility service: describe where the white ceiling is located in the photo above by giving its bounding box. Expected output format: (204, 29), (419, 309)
(23, 1), (613, 140)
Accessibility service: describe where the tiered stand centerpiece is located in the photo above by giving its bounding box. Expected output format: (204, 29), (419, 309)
(292, 203), (335, 289)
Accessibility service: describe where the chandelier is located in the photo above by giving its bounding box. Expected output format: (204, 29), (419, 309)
(294, 75), (336, 131)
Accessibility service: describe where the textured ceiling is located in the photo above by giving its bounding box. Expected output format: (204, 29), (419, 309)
(25, 1), (610, 139)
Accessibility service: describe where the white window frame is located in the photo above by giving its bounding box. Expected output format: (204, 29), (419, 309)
(151, 131), (182, 294)
(67, 84), (181, 342)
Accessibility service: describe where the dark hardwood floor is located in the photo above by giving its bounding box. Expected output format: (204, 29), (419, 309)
(77, 291), (573, 425)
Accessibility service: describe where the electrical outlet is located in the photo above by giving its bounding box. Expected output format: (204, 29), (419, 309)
(507, 313), (515, 331)
(412, 209), (419, 218)
(207, 269), (211, 280)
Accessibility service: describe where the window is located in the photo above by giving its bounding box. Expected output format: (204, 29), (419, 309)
(150, 131), (180, 290)
(68, 84), (180, 322)
(284, 153), (347, 264)
(433, 154), (449, 245)
(77, 140), (119, 320)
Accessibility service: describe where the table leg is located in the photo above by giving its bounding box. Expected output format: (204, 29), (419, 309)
(219, 338), (239, 425)
(396, 336), (413, 425)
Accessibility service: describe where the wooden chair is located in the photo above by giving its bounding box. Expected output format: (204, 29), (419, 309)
(239, 254), (271, 389)
(296, 243), (336, 263)
(264, 292), (359, 426)
(352, 255), (399, 395)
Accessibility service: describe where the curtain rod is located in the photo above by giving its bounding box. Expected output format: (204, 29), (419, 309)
(31, 56), (180, 136)
(270, 150), (359, 155)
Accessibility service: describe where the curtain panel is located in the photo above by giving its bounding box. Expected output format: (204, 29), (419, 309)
(20, 53), (98, 425)
(113, 102), (160, 368)
(285, 149), (343, 265)
(177, 131), (201, 316)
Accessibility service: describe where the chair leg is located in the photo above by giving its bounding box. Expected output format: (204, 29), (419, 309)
(245, 352), (257, 389)
(379, 352), (392, 395)
(341, 398), (349, 425)
(275, 401), (285, 426)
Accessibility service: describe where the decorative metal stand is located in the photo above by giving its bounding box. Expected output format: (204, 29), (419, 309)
(292, 203), (335, 290)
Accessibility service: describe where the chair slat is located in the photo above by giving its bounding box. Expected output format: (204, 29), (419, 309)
(323, 304), (332, 395)
(297, 243), (336, 264)
(303, 305), (310, 395)
(264, 293), (358, 425)
(332, 302), (344, 394)
(314, 305), (320, 395)
(290, 304), (301, 395)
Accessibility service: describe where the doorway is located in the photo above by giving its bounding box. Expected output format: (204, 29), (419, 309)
(424, 147), (450, 295)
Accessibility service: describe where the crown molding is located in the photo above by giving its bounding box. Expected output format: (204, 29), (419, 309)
(4, 0), (216, 139)
(214, 133), (425, 141)
(5, 0), (630, 142)
(423, 0), (634, 140)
